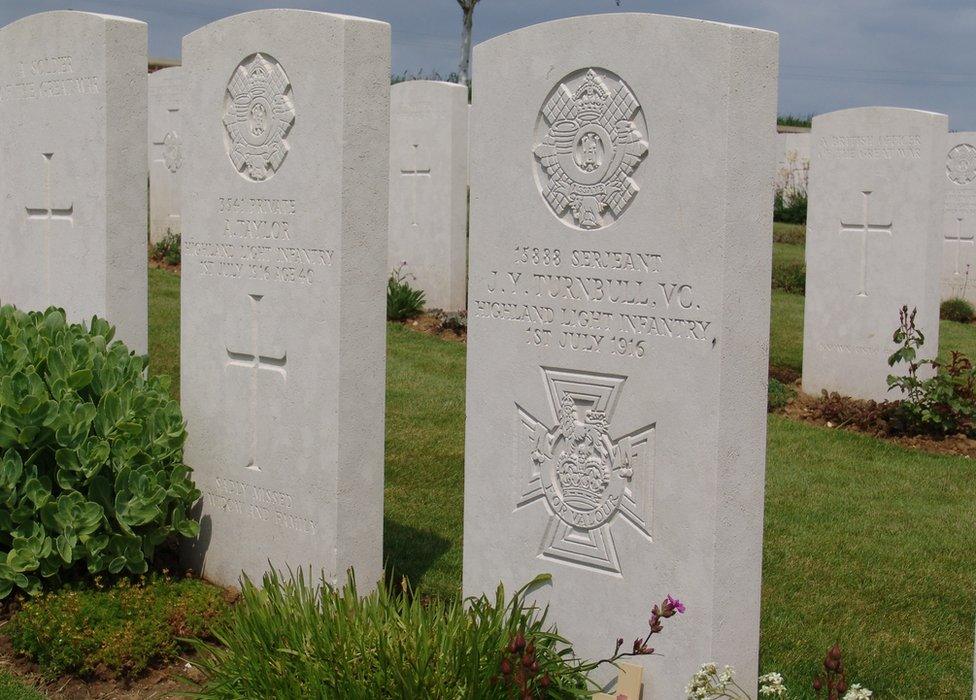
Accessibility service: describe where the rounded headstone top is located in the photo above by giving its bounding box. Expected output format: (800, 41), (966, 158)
(0, 10), (145, 31)
(182, 8), (388, 45)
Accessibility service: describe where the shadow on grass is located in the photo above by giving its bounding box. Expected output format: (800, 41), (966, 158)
(383, 515), (452, 591)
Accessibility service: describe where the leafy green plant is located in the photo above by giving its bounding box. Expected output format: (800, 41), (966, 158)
(887, 305), (976, 437)
(0, 306), (200, 598)
(191, 566), (685, 699)
(773, 188), (807, 224)
(767, 378), (796, 412)
(772, 223), (806, 245)
(149, 231), (181, 266)
(190, 569), (591, 699)
(771, 261), (806, 295)
(387, 263), (426, 321)
(6, 574), (227, 679)
(941, 297), (975, 324)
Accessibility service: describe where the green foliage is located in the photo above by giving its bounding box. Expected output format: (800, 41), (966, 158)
(0, 305), (200, 599)
(767, 378), (796, 412)
(7, 575), (228, 679)
(773, 188), (807, 224)
(0, 671), (42, 700)
(941, 297), (975, 324)
(387, 264), (427, 321)
(149, 231), (181, 266)
(777, 114), (813, 128)
(771, 261), (806, 295)
(190, 569), (594, 699)
(887, 306), (976, 437)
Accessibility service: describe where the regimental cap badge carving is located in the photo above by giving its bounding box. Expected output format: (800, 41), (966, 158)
(223, 53), (295, 181)
(516, 367), (654, 575)
(947, 143), (976, 186)
(533, 68), (648, 230)
(163, 130), (183, 173)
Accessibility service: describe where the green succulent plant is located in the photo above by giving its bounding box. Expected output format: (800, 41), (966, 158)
(0, 305), (200, 598)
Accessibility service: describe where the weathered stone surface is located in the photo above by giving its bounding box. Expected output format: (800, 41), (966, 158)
(180, 10), (390, 589)
(148, 66), (183, 244)
(388, 80), (468, 311)
(942, 132), (976, 302)
(462, 14), (777, 697)
(803, 107), (946, 400)
(0, 11), (148, 352)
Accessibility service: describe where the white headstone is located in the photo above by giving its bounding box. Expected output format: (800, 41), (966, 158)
(775, 131), (811, 199)
(388, 80), (469, 311)
(0, 11), (148, 353)
(180, 10), (390, 588)
(803, 108), (946, 401)
(148, 66), (183, 244)
(942, 133), (976, 303)
(462, 14), (777, 697)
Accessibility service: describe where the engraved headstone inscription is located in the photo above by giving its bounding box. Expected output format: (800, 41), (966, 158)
(388, 80), (469, 311)
(148, 66), (183, 244)
(802, 108), (946, 401)
(942, 133), (976, 303)
(462, 14), (777, 698)
(181, 10), (390, 588)
(0, 11), (148, 352)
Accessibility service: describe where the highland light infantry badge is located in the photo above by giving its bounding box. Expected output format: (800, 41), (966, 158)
(223, 53), (295, 181)
(533, 68), (648, 230)
(516, 368), (654, 575)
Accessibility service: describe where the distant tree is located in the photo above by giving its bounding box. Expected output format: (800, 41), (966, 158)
(456, 0), (480, 85)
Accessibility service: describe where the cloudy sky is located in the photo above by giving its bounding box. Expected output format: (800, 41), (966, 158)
(3, 0), (976, 129)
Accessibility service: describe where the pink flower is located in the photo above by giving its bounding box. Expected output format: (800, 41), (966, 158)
(666, 595), (685, 614)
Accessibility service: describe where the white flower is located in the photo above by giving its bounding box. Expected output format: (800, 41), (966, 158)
(842, 684), (873, 700)
(759, 670), (787, 697)
(719, 665), (735, 684)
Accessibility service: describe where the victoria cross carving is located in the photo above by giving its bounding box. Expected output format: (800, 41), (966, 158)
(533, 68), (648, 230)
(947, 143), (976, 186)
(516, 368), (654, 575)
(223, 53), (295, 181)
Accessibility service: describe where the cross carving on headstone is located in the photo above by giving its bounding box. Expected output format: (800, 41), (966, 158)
(25, 152), (74, 299)
(225, 293), (287, 473)
(400, 142), (431, 227)
(839, 190), (892, 297)
(593, 662), (644, 700)
(946, 217), (975, 276)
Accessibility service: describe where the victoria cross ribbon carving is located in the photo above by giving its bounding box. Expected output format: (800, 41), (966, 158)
(533, 68), (648, 230)
(516, 367), (654, 575)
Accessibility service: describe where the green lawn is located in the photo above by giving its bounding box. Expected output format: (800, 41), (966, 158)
(148, 268), (976, 697)
(0, 672), (41, 700)
(773, 241), (805, 267)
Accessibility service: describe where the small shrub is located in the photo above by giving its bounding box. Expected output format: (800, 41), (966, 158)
(6, 575), (228, 679)
(767, 378), (795, 412)
(773, 188), (807, 224)
(886, 305), (976, 437)
(771, 261), (806, 295)
(940, 297), (975, 324)
(0, 306), (200, 599)
(149, 231), (180, 266)
(429, 308), (468, 335)
(387, 263), (426, 321)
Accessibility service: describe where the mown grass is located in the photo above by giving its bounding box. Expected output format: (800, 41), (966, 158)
(146, 267), (976, 696)
(0, 672), (42, 700)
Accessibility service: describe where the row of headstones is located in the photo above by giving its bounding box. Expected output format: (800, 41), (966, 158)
(150, 68), (469, 311)
(0, 9), (969, 697)
(777, 126), (976, 305)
